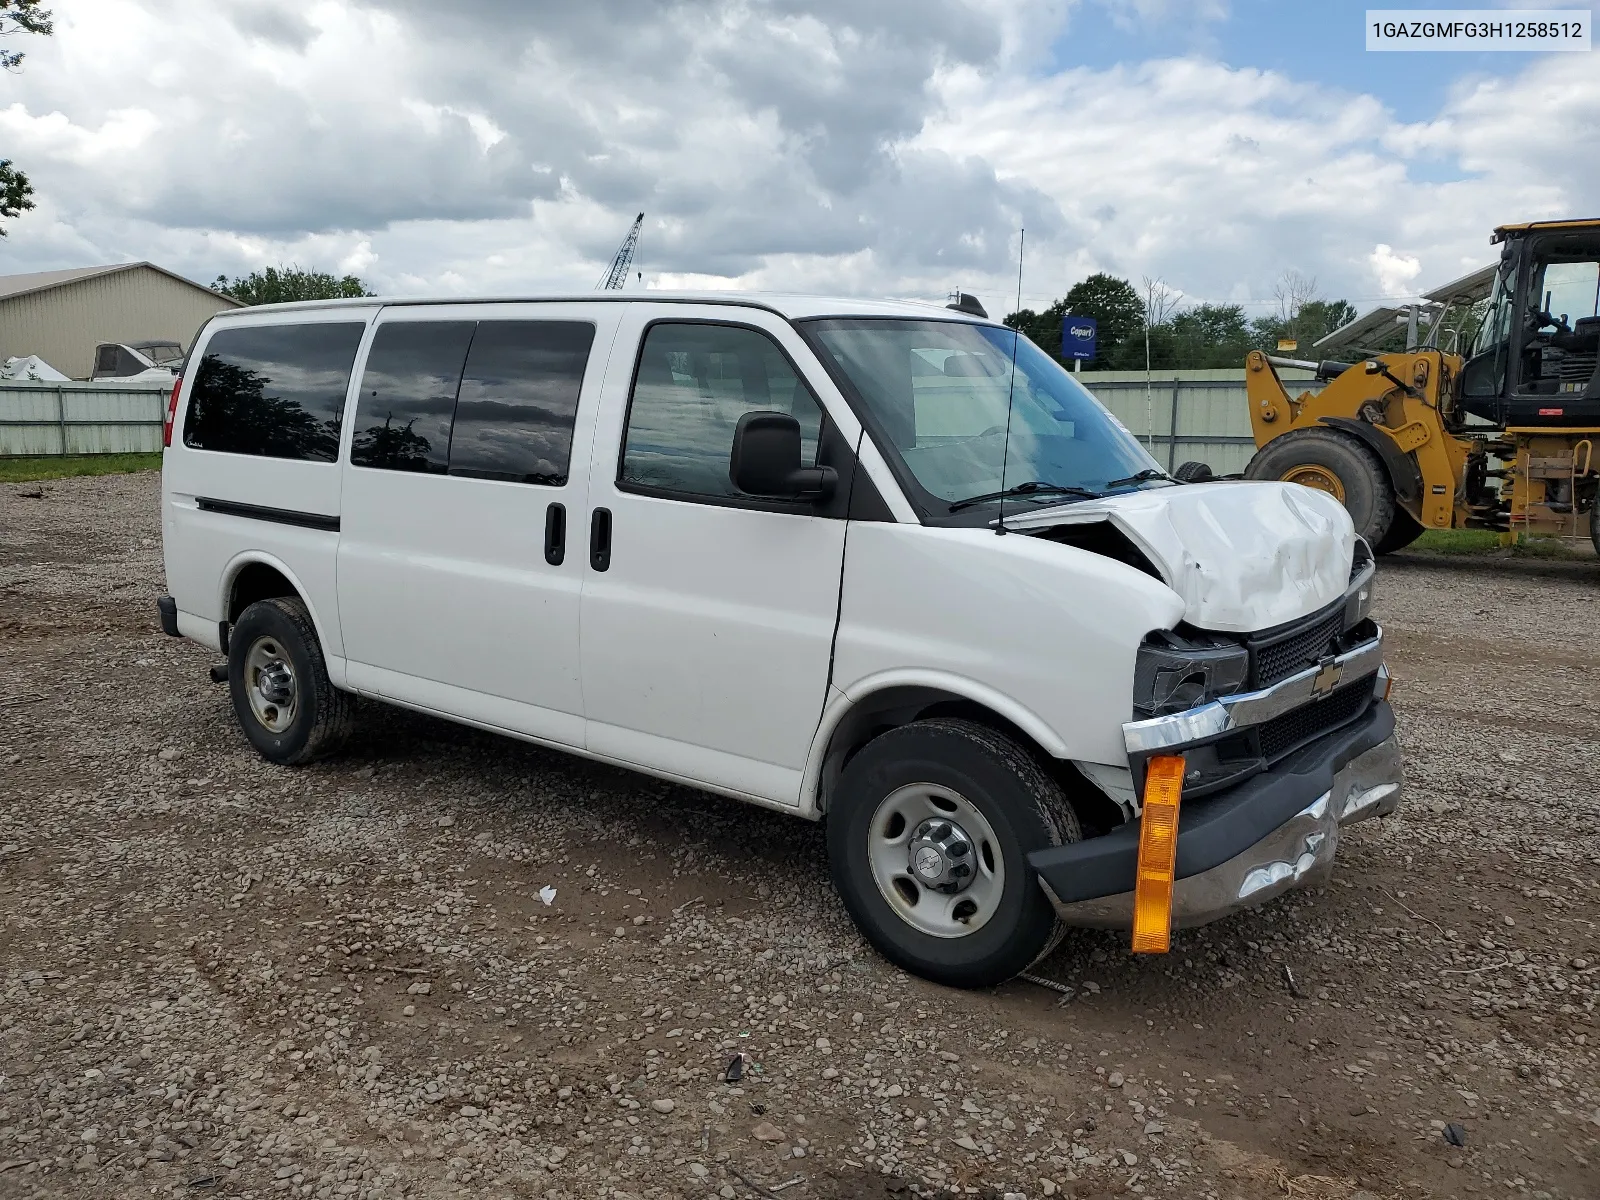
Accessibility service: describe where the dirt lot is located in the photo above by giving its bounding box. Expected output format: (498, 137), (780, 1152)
(1, 472), (1596, 1200)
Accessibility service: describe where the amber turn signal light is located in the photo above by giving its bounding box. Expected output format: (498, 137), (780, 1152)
(1131, 755), (1185, 954)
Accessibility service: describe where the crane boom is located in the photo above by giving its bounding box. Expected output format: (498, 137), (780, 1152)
(597, 212), (644, 290)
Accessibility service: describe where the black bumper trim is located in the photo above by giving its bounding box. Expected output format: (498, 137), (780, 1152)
(157, 595), (180, 638)
(1029, 700), (1395, 904)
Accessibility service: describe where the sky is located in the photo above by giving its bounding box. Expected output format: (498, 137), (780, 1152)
(1, 0), (1596, 320)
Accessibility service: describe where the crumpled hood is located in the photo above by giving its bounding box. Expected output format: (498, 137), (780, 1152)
(1003, 481), (1356, 633)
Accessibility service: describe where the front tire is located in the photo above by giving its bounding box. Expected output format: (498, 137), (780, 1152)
(1373, 509), (1425, 555)
(826, 719), (1080, 988)
(1245, 427), (1396, 545)
(228, 597), (353, 765)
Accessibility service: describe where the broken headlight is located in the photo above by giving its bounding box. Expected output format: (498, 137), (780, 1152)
(1343, 537), (1376, 629)
(1132, 635), (1251, 718)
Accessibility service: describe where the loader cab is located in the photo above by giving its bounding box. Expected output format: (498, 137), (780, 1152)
(1460, 221), (1600, 425)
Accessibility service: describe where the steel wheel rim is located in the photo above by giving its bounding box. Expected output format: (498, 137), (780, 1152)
(866, 783), (1005, 939)
(244, 636), (297, 734)
(1282, 463), (1346, 502)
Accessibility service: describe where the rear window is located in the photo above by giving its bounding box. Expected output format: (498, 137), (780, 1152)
(183, 323), (366, 461)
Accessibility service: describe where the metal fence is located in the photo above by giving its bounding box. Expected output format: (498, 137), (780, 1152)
(0, 380), (171, 457)
(1078, 368), (1324, 477)
(2, 368), (1324, 471)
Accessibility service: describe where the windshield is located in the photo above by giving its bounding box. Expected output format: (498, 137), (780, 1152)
(807, 319), (1161, 508)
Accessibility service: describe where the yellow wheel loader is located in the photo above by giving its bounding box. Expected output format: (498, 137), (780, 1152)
(1227, 219), (1600, 555)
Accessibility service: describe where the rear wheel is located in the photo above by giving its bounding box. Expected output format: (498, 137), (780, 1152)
(1173, 460), (1215, 483)
(826, 719), (1080, 988)
(1373, 509), (1425, 555)
(1591, 505), (1600, 557)
(228, 597), (353, 765)
(1245, 427), (1396, 545)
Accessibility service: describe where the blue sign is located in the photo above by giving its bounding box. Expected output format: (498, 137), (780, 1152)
(1062, 316), (1097, 361)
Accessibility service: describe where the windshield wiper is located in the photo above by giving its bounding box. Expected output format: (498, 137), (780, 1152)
(1104, 468), (1173, 489)
(948, 480), (1103, 512)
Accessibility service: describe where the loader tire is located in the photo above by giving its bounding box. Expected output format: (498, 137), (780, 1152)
(1245, 428), (1396, 546)
(1373, 509), (1425, 556)
(1174, 460), (1215, 483)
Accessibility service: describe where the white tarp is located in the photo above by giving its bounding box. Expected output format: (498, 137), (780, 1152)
(1, 355), (71, 382)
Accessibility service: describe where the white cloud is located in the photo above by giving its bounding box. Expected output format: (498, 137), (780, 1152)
(0, 0), (1594, 321)
(1369, 244), (1422, 296)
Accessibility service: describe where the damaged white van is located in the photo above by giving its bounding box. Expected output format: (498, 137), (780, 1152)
(158, 293), (1401, 988)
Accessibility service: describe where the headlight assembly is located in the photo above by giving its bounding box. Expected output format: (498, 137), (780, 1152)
(1133, 634), (1251, 718)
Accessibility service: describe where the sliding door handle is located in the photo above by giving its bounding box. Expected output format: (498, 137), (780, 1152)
(544, 502), (566, 566)
(589, 507), (612, 572)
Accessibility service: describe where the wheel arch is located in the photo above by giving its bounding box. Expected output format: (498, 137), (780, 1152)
(217, 551), (332, 658)
(800, 672), (1076, 820)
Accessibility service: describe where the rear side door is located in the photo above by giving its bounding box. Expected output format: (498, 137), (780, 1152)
(336, 303), (619, 747)
(578, 305), (854, 805)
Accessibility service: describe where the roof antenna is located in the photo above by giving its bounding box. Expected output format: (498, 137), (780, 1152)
(996, 227), (1024, 537)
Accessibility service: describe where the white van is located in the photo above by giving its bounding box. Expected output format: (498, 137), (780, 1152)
(157, 293), (1401, 987)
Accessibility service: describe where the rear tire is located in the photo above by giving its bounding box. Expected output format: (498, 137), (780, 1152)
(1373, 509), (1425, 555)
(1245, 427), (1396, 546)
(825, 719), (1080, 989)
(1591, 505), (1600, 557)
(1174, 460), (1215, 483)
(228, 597), (353, 765)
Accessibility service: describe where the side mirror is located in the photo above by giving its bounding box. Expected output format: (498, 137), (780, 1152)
(729, 411), (836, 502)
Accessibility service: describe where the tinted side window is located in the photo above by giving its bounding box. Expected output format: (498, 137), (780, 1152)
(350, 322), (476, 473)
(620, 323), (822, 499)
(184, 323), (365, 461)
(448, 321), (596, 485)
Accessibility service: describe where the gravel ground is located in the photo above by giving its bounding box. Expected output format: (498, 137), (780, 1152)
(1, 472), (1596, 1200)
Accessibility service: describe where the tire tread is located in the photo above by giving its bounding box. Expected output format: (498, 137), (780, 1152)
(827, 717), (1080, 987)
(234, 597), (353, 765)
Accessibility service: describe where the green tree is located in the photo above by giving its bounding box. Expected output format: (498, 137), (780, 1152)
(0, 0), (50, 70)
(1005, 274), (1146, 368)
(213, 265), (374, 305)
(1, 1), (52, 238)
(0, 159), (32, 237)
(1250, 298), (1357, 352)
(1168, 303), (1253, 368)
(1064, 273), (1145, 368)
(1003, 298), (1068, 363)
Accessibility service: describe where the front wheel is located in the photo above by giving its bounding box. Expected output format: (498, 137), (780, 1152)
(826, 719), (1080, 988)
(228, 597), (353, 765)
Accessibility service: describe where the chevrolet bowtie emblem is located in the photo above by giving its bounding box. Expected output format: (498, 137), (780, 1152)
(1310, 656), (1342, 697)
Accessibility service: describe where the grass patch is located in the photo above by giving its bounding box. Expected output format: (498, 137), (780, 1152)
(0, 452), (163, 483)
(1411, 528), (1589, 559)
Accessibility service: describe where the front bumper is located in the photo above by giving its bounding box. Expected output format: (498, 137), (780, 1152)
(1030, 701), (1401, 930)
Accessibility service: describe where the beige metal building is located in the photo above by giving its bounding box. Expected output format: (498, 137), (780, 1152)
(0, 262), (244, 380)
